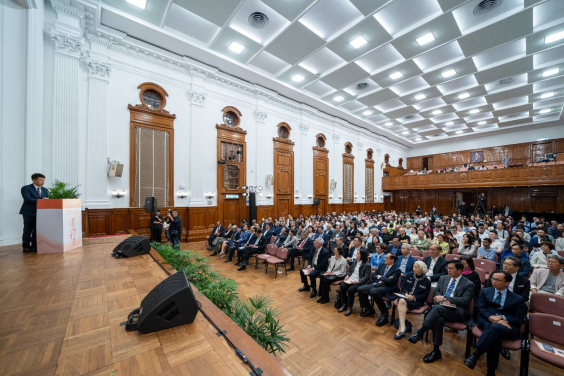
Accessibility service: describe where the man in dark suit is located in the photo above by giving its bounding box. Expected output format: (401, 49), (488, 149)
(385, 237), (402, 256)
(273, 227), (289, 247)
(263, 223), (275, 241)
(151, 210), (164, 243)
(298, 238), (329, 298)
(346, 237), (366, 264)
(358, 253), (401, 325)
(395, 244), (417, 278)
(423, 244), (448, 282)
(464, 271), (527, 376)
(20, 173), (50, 252)
(206, 221), (225, 250)
(408, 260), (475, 363)
(286, 232), (314, 271)
(234, 227), (256, 265)
(237, 229), (268, 271)
(484, 256), (530, 303)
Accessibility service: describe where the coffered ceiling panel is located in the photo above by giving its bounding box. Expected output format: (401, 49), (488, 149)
(175, 0), (244, 26)
(265, 22), (326, 65)
(299, 0), (363, 40)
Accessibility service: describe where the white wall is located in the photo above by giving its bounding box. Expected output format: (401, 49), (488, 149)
(407, 124), (564, 157)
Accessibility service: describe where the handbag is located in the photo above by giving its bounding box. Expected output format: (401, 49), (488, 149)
(334, 293), (342, 309)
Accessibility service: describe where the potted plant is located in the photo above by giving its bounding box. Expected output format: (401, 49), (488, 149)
(36, 180), (83, 253)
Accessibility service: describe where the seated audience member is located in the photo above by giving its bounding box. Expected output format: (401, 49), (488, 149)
(503, 243), (530, 277)
(499, 236), (528, 261)
(423, 245), (448, 282)
(393, 261), (431, 339)
(477, 225), (489, 241)
(237, 229), (267, 271)
(346, 236), (366, 264)
(460, 255), (481, 305)
(231, 226), (256, 263)
(366, 228), (382, 253)
(485, 256), (530, 303)
(434, 234), (450, 255)
(206, 221), (224, 250)
(219, 225), (240, 257)
(451, 226), (464, 244)
(409, 227), (419, 243)
(212, 224), (234, 256)
(338, 249), (370, 316)
(411, 230), (430, 254)
(317, 247), (348, 304)
(530, 255), (564, 296)
(380, 227), (393, 245)
(458, 233), (477, 257)
(281, 228), (298, 249)
(358, 253), (400, 325)
(530, 241), (557, 269)
(273, 227), (289, 247)
(464, 271), (527, 376)
(286, 231), (314, 271)
(529, 228), (554, 247)
(298, 239), (329, 298)
(386, 237), (402, 256)
(370, 243), (386, 269)
(396, 244), (417, 278)
(556, 233), (564, 251)
(477, 238), (496, 261)
(398, 228), (410, 244)
(444, 231), (459, 253)
(408, 261), (475, 364)
(488, 230), (505, 254)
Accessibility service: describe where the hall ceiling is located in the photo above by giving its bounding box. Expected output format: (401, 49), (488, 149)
(98, 0), (564, 145)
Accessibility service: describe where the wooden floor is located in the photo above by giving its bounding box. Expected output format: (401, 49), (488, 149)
(0, 239), (556, 376)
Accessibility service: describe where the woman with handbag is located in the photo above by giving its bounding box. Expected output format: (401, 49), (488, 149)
(394, 261), (431, 340)
(337, 249), (370, 316)
(317, 247), (347, 304)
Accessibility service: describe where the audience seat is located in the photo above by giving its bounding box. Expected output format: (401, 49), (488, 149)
(475, 267), (486, 285)
(445, 254), (460, 261)
(422, 251), (432, 258)
(255, 244), (278, 269)
(530, 293), (564, 317)
(522, 313), (564, 376)
(390, 285), (434, 324)
(265, 247), (288, 278)
(473, 258), (496, 279)
(468, 323), (526, 372)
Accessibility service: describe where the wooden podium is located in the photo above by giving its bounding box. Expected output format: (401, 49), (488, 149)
(36, 199), (82, 253)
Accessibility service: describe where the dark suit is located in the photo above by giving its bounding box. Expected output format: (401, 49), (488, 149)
(151, 215), (164, 243)
(358, 264), (401, 316)
(20, 184), (49, 249)
(475, 288), (527, 370)
(346, 246), (366, 262)
(484, 273), (530, 302)
(207, 225), (225, 248)
(422, 275), (475, 345)
(234, 233), (257, 261)
(301, 247), (329, 290)
(288, 237), (314, 266)
(339, 260), (371, 307)
(273, 232), (288, 247)
(386, 244), (402, 256)
(241, 235), (268, 266)
(423, 256), (448, 282)
(395, 255), (417, 276)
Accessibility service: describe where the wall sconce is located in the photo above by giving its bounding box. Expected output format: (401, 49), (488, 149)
(330, 179), (337, 189)
(380, 195), (384, 200)
(112, 190), (126, 199)
(307, 194), (313, 199)
(258, 192), (263, 197)
(354, 195), (359, 199)
(362, 196), (365, 200)
(294, 194), (301, 199)
(339, 195), (342, 199)
(266, 193), (273, 199)
(177, 191), (187, 199)
(266, 174), (274, 185)
(205, 192), (215, 199)
(329, 195), (334, 199)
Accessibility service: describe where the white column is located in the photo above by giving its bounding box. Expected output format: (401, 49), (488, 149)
(255, 109), (268, 205)
(332, 132), (340, 203)
(83, 59), (111, 208)
(50, 30), (83, 187)
(188, 88), (207, 206)
(299, 123), (309, 204)
(24, 0), (44, 179)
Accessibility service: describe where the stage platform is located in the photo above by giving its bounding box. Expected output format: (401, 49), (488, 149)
(0, 237), (557, 376)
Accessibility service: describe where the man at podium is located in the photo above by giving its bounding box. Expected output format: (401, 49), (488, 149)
(19, 173), (49, 253)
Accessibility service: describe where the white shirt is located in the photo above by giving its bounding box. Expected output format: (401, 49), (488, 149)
(349, 262), (361, 281)
(453, 232), (464, 244)
(426, 257), (440, 277)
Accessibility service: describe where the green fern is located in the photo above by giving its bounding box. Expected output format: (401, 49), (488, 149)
(47, 180), (81, 199)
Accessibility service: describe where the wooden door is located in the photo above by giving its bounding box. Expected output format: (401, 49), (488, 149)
(223, 199), (239, 227)
(384, 196), (392, 211)
(313, 147), (329, 215)
(273, 131), (294, 218)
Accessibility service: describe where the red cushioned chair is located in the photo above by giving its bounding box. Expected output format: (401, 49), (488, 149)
(255, 244), (278, 269)
(445, 254), (460, 261)
(522, 313), (564, 376)
(422, 251), (432, 258)
(473, 258), (496, 279)
(426, 299), (473, 358)
(530, 293), (564, 317)
(390, 285), (434, 324)
(265, 247), (288, 278)
(475, 267), (486, 285)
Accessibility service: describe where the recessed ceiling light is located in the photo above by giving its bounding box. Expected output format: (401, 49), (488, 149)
(363, 110), (373, 116)
(545, 30), (564, 44)
(445, 121), (454, 126)
(540, 91), (554, 99)
(414, 94), (426, 100)
(389, 71), (403, 80)
(542, 68), (559, 77)
(228, 42), (245, 54)
(350, 36), (368, 49)
(478, 121), (486, 125)
(416, 33), (435, 46)
(416, 138), (422, 141)
(126, 0), (147, 9)
(432, 110), (442, 115)
(455, 130), (463, 134)
(402, 131), (409, 134)
(469, 109), (480, 114)
(291, 74), (304, 82)
(385, 122), (393, 126)
(442, 69), (456, 78)
(540, 108), (551, 114)
(458, 92), (470, 99)
(334, 96), (344, 102)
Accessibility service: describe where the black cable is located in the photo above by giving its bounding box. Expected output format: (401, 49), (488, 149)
(147, 250), (261, 376)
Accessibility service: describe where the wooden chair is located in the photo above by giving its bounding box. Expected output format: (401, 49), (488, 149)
(522, 313), (564, 375)
(439, 299), (474, 358)
(265, 247), (288, 278)
(475, 267), (486, 285)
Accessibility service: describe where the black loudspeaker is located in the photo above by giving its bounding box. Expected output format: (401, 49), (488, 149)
(135, 271), (198, 333)
(145, 197), (157, 213)
(112, 236), (151, 258)
(314, 198), (320, 205)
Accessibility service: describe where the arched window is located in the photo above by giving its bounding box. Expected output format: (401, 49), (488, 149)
(384, 154), (390, 164)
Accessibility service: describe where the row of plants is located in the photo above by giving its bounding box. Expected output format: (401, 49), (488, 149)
(151, 242), (289, 355)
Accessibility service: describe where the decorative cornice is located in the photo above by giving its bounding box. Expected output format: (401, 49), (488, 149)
(255, 110), (268, 123)
(51, 30), (84, 56)
(299, 123), (309, 134)
(332, 133), (340, 143)
(82, 58), (112, 78)
(127, 104), (176, 118)
(272, 137), (295, 145)
(313, 146), (328, 152)
(51, 0), (85, 19)
(189, 90), (207, 107)
(342, 153), (355, 159)
(215, 124), (247, 134)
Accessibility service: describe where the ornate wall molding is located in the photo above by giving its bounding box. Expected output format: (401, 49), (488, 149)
(377, 148), (383, 156)
(357, 141), (364, 150)
(82, 58), (112, 78)
(255, 110), (268, 123)
(299, 123), (309, 134)
(50, 30), (84, 57)
(189, 90), (207, 107)
(332, 133), (340, 143)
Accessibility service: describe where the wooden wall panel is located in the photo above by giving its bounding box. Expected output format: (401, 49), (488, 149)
(257, 205), (274, 221)
(273, 135), (294, 218)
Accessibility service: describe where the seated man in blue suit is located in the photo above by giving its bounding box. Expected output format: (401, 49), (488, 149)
(395, 243), (416, 278)
(464, 271), (527, 376)
(20, 173), (49, 252)
(386, 237), (402, 256)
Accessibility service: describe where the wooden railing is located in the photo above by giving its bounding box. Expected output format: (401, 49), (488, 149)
(382, 164), (564, 190)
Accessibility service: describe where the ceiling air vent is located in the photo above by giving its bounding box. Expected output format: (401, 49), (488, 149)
(404, 115), (415, 119)
(356, 82), (369, 90)
(431, 133), (444, 137)
(473, 0), (504, 15)
(505, 112), (521, 118)
(498, 77), (515, 85)
(248, 12), (269, 29)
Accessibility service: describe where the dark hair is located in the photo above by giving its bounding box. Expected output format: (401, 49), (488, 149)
(491, 270), (512, 283)
(448, 260), (464, 271)
(359, 249), (369, 263)
(256, 229), (262, 234)
(490, 229), (498, 235)
(541, 241), (555, 251)
(31, 173), (45, 180)
(387, 253), (398, 262)
(290, 229), (296, 235)
(482, 238), (492, 244)
(336, 246), (346, 256)
(376, 243), (386, 250)
(353, 236), (362, 243)
(392, 236), (400, 241)
(511, 243), (524, 251)
(504, 256), (522, 268)
(459, 255), (475, 270)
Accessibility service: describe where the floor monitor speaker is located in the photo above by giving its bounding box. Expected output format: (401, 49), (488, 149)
(135, 271), (198, 333)
(112, 236), (151, 258)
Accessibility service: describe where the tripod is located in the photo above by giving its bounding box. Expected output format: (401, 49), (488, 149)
(474, 197), (486, 215)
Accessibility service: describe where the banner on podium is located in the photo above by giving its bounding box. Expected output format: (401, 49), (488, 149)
(36, 199), (82, 253)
